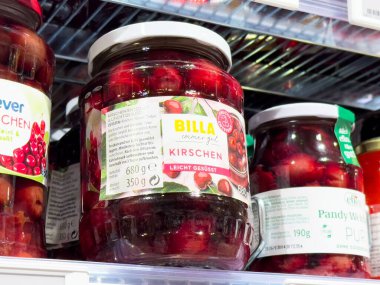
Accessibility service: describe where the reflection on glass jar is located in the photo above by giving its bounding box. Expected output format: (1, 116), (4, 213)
(79, 21), (255, 269)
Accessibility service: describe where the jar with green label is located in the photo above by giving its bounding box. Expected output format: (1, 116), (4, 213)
(0, 0), (54, 258)
(248, 103), (370, 278)
(79, 21), (258, 269)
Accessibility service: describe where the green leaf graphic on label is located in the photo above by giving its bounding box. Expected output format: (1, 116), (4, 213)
(334, 107), (359, 166)
(171, 96), (190, 103)
(171, 96), (193, 114)
(202, 183), (219, 195)
(194, 103), (207, 116)
(182, 99), (193, 114)
(212, 109), (218, 118)
(158, 182), (190, 193)
(44, 131), (50, 143)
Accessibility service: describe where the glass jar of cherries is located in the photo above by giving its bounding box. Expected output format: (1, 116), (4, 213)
(355, 111), (380, 279)
(46, 96), (82, 260)
(79, 21), (255, 269)
(0, 0), (54, 257)
(248, 103), (370, 278)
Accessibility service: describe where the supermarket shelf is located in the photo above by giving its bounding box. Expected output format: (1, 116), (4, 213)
(106, 0), (380, 58)
(38, 0), (380, 130)
(0, 256), (379, 285)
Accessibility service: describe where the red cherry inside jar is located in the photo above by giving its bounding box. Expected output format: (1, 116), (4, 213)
(80, 21), (255, 269)
(248, 103), (369, 278)
(356, 138), (380, 279)
(0, 0), (54, 258)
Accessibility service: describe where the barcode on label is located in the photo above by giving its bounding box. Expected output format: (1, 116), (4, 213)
(362, 0), (380, 20)
(348, 0), (380, 31)
(364, 8), (380, 19)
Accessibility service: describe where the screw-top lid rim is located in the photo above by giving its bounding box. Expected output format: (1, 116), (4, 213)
(88, 21), (232, 76)
(248, 103), (354, 132)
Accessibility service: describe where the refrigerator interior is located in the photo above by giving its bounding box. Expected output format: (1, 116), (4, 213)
(4, 0), (380, 284)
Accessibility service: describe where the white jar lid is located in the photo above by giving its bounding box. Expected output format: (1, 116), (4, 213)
(88, 21), (232, 76)
(66, 96), (79, 117)
(248, 103), (354, 132)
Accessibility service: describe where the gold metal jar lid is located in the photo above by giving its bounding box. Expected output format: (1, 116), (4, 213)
(355, 137), (380, 155)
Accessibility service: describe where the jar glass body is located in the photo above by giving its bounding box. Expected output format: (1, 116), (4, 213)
(249, 118), (369, 278)
(80, 44), (253, 269)
(357, 143), (380, 279)
(0, 6), (55, 258)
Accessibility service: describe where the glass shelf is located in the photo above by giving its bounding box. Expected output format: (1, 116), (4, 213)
(0, 256), (378, 285)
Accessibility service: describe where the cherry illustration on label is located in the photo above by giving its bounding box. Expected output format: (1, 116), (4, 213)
(0, 120), (47, 177)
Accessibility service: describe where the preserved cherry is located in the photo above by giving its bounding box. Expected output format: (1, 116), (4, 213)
(0, 0), (54, 258)
(80, 21), (254, 269)
(356, 112), (380, 279)
(248, 103), (369, 278)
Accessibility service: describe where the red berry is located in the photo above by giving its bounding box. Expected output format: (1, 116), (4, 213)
(319, 255), (356, 274)
(229, 152), (238, 167)
(262, 140), (300, 166)
(236, 142), (244, 156)
(40, 120), (45, 134)
(164, 169), (180, 178)
(0, 155), (12, 166)
(167, 218), (212, 254)
(228, 136), (237, 151)
(217, 179), (232, 196)
(274, 153), (323, 187)
(32, 122), (41, 136)
(41, 158), (46, 169)
(33, 167), (41, 175)
(21, 144), (30, 154)
(272, 254), (309, 273)
(232, 129), (240, 141)
(108, 60), (144, 99)
(26, 155), (36, 167)
(11, 26), (47, 74)
(149, 67), (183, 94)
(301, 126), (341, 161)
(79, 208), (119, 258)
(163, 99), (182, 114)
(250, 165), (277, 193)
(322, 163), (349, 188)
(186, 59), (223, 95)
(239, 132), (245, 145)
(13, 148), (25, 163)
(194, 172), (212, 190)
(82, 191), (99, 212)
(13, 163), (27, 174)
(30, 142), (38, 156)
(14, 179), (44, 220)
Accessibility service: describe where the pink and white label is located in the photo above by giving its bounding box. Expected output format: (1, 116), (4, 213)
(217, 109), (233, 134)
(101, 96), (250, 205)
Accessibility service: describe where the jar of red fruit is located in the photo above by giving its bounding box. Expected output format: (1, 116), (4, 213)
(46, 96), (82, 260)
(79, 21), (256, 269)
(0, 0), (54, 257)
(356, 139), (380, 279)
(248, 103), (370, 277)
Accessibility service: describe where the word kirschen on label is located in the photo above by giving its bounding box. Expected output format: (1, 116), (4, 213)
(97, 96), (250, 205)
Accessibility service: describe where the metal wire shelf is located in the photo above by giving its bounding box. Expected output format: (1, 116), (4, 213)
(39, 0), (380, 131)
